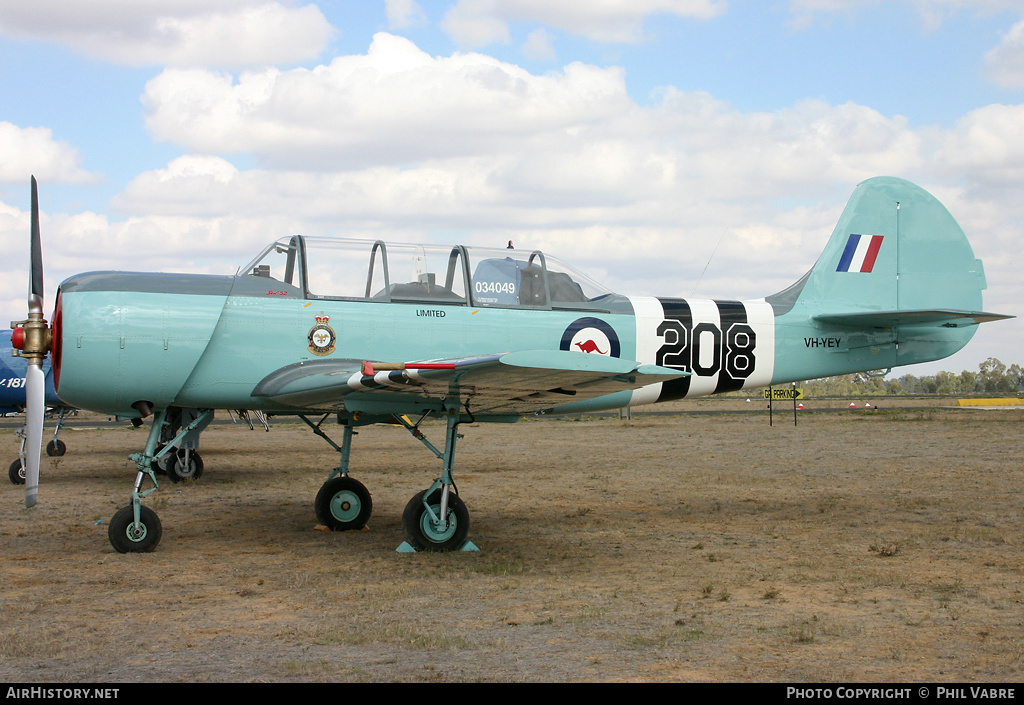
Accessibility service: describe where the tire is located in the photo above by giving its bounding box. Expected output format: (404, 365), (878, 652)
(153, 444), (169, 475)
(9, 459), (25, 485)
(401, 488), (469, 552)
(166, 450), (203, 482)
(108, 505), (162, 553)
(314, 476), (372, 531)
(45, 439), (67, 457)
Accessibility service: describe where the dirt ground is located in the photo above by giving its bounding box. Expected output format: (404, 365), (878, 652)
(0, 399), (1021, 683)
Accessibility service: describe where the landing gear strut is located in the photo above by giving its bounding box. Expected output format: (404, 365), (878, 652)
(303, 417), (373, 532)
(45, 408), (72, 457)
(305, 405), (477, 552)
(9, 407), (71, 484)
(394, 406), (474, 552)
(153, 407), (210, 482)
(108, 408), (214, 553)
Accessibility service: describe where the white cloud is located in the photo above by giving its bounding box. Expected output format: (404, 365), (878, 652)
(140, 33), (928, 199)
(0, 191), (295, 323)
(0, 1), (334, 68)
(142, 33), (634, 169)
(936, 103), (1024, 189)
(385, 0), (428, 29)
(441, 0), (725, 47)
(788, 0), (1024, 31)
(522, 27), (557, 61)
(0, 122), (97, 185)
(93, 32), (1017, 308)
(985, 20), (1024, 87)
(131, 34), (948, 243)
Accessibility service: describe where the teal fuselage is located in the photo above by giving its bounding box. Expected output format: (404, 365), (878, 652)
(50, 268), (973, 419)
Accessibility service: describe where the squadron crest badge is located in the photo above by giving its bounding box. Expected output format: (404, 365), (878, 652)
(307, 313), (336, 356)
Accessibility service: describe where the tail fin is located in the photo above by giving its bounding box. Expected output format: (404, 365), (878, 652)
(768, 177), (1011, 372)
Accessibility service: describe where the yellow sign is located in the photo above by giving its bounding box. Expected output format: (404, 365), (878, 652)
(764, 388), (803, 400)
(956, 398), (1022, 407)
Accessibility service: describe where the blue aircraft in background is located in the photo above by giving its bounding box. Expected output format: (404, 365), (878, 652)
(0, 330), (60, 414)
(0, 329), (73, 483)
(2, 329), (218, 484)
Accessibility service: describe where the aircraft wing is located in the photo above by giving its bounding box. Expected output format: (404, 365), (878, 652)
(813, 309), (1014, 329)
(251, 350), (687, 416)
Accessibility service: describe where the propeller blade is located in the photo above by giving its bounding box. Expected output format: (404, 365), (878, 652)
(24, 363), (44, 507)
(29, 175), (44, 314)
(16, 176), (50, 508)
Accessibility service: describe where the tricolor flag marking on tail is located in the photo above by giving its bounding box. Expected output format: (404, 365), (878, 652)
(836, 234), (884, 273)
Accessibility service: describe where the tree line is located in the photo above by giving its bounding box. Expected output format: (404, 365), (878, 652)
(795, 358), (1022, 397)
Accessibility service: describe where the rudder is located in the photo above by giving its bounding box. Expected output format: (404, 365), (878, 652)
(768, 177), (1005, 373)
(785, 177), (985, 315)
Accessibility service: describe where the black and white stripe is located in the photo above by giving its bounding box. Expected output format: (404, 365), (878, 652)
(627, 296), (775, 406)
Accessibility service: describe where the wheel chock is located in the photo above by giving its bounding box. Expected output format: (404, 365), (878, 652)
(395, 540), (479, 553)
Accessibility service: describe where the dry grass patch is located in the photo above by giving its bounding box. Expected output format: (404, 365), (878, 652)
(0, 403), (1021, 681)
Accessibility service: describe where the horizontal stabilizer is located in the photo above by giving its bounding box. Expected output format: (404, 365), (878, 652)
(814, 309), (1014, 329)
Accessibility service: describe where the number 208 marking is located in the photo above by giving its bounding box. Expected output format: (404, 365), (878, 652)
(655, 320), (757, 380)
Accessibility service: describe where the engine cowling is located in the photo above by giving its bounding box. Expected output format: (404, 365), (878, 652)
(53, 272), (232, 417)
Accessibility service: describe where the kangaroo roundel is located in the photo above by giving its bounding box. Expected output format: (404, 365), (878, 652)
(560, 317), (620, 357)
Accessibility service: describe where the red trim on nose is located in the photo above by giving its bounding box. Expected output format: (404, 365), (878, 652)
(52, 292), (63, 390)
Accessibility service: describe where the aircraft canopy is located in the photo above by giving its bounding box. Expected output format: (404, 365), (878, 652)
(242, 236), (623, 311)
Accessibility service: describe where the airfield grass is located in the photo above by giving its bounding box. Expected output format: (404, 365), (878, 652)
(0, 400), (1021, 682)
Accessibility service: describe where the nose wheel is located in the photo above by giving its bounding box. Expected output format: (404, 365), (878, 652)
(108, 505), (163, 553)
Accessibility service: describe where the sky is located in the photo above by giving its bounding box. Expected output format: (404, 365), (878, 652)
(0, 0), (1021, 378)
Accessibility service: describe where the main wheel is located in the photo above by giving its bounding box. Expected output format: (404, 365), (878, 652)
(153, 443), (170, 475)
(45, 439), (67, 457)
(9, 459), (25, 485)
(108, 505), (162, 553)
(166, 449), (203, 482)
(402, 488), (469, 552)
(314, 476), (372, 531)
